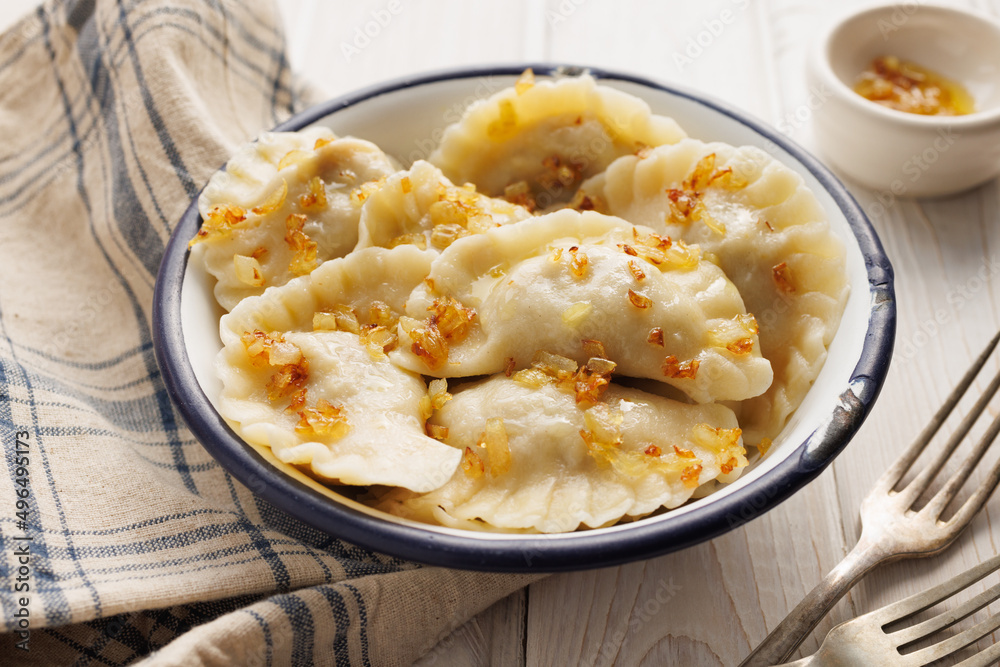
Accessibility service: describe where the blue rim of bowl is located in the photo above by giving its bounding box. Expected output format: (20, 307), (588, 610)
(152, 63), (896, 572)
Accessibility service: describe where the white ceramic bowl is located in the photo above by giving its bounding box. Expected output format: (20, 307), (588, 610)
(153, 65), (896, 571)
(807, 3), (1000, 197)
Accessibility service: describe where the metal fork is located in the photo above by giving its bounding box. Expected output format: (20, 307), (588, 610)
(774, 553), (1000, 666)
(741, 330), (1000, 666)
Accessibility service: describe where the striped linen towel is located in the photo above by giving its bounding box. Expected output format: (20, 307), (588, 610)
(0, 0), (540, 664)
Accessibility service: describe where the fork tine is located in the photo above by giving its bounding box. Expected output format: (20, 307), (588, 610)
(891, 573), (1000, 647)
(882, 332), (1000, 503)
(866, 554), (1000, 624)
(908, 591), (1000, 664)
(873, 330), (1000, 493)
(955, 640), (1000, 667)
(921, 408), (1000, 522)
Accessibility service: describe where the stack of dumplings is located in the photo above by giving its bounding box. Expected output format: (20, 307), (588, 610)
(190, 70), (849, 534)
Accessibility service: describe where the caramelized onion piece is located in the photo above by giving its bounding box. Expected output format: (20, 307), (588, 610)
(189, 204), (247, 246)
(252, 179), (288, 215)
(462, 446), (485, 478)
(772, 261), (796, 293)
(299, 176), (327, 209)
(482, 417), (511, 476)
(295, 398), (349, 439)
(662, 355), (699, 380)
(285, 213), (318, 275)
(627, 289), (652, 309)
(233, 254), (265, 287)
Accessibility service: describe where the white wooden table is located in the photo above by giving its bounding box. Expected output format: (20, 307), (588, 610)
(7, 0), (1000, 663)
(280, 1), (1000, 664)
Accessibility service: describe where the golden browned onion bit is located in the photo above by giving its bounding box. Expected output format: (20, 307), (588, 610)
(233, 254), (266, 287)
(574, 358), (615, 406)
(680, 463), (703, 488)
(568, 246), (588, 278)
(277, 149), (310, 171)
(627, 288), (653, 309)
(368, 301), (396, 327)
(515, 68), (535, 95)
(581, 338), (608, 359)
(189, 203), (247, 246)
(349, 178), (385, 205)
(266, 359), (309, 404)
(503, 356), (516, 377)
(426, 423), (449, 440)
(462, 446), (485, 478)
(409, 325), (448, 370)
(487, 99), (518, 140)
(662, 355), (699, 380)
(299, 176), (328, 209)
(772, 261), (796, 293)
(285, 213), (318, 275)
(295, 398), (350, 439)
(691, 423), (747, 475)
(627, 260), (646, 281)
(359, 325), (398, 359)
(481, 418), (512, 477)
(428, 296), (477, 343)
(663, 152), (749, 234)
(313, 137), (333, 150)
(241, 330), (302, 368)
(503, 180), (536, 212)
(252, 179), (288, 215)
(647, 327), (665, 347)
(539, 154), (583, 190)
(581, 404), (721, 481)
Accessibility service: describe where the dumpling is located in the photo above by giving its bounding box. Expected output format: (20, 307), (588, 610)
(191, 132), (398, 310)
(354, 160), (531, 252)
(198, 126), (339, 211)
(372, 376), (746, 532)
(578, 138), (849, 444)
(216, 330), (460, 492)
(216, 246), (460, 492)
(429, 71), (685, 211)
(219, 245), (434, 345)
(391, 209), (773, 404)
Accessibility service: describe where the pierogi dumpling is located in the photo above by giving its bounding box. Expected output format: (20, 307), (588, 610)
(215, 246), (459, 492)
(429, 72), (685, 211)
(374, 376), (745, 532)
(219, 245), (434, 343)
(217, 330), (460, 492)
(391, 209), (773, 404)
(354, 160), (531, 252)
(578, 139), (849, 443)
(191, 133), (398, 310)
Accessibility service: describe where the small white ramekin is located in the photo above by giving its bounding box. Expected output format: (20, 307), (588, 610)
(806, 3), (1000, 197)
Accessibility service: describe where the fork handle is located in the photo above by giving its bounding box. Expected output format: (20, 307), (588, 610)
(739, 541), (882, 667)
